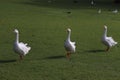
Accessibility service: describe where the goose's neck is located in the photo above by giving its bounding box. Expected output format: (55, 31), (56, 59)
(67, 31), (71, 41)
(15, 33), (19, 43)
(103, 29), (107, 38)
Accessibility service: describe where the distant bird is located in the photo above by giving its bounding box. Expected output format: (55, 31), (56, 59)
(13, 29), (31, 60)
(64, 28), (76, 59)
(112, 9), (118, 13)
(98, 9), (101, 14)
(91, 0), (94, 5)
(102, 25), (117, 51)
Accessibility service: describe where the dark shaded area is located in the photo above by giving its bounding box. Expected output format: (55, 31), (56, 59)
(85, 49), (105, 53)
(0, 60), (16, 63)
(45, 55), (65, 59)
(73, 0), (78, 3)
(114, 0), (120, 3)
(15, 0), (119, 9)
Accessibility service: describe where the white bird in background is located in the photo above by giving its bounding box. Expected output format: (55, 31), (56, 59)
(91, 0), (94, 5)
(102, 25), (117, 51)
(13, 29), (31, 60)
(112, 9), (118, 14)
(98, 9), (101, 14)
(64, 28), (76, 59)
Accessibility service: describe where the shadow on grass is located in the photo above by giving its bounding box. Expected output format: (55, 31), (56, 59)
(0, 60), (16, 64)
(14, 0), (117, 9)
(45, 55), (65, 59)
(85, 49), (105, 53)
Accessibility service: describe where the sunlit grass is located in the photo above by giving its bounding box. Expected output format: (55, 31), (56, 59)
(0, 0), (120, 80)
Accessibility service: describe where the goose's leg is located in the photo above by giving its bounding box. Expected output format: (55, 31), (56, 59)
(20, 55), (23, 60)
(66, 52), (70, 59)
(106, 47), (110, 51)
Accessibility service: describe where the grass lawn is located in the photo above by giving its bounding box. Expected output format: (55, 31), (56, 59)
(0, 0), (120, 80)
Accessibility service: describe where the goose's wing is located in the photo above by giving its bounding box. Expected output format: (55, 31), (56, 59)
(19, 42), (31, 55)
(71, 41), (76, 48)
(72, 42), (76, 45)
(106, 37), (117, 46)
(64, 41), (76, 52)
(107, 37), (117, 43)
(20, 42), (28, 46)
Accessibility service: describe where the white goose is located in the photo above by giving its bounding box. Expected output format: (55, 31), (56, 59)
(13, 29), (31, 60)
(64, 28), (76, 59)
(102, 25), (117, 51)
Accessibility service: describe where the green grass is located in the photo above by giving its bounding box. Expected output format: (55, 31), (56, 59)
(0, 0), (120, 80)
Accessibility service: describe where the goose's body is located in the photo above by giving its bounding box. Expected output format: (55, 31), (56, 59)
(102, 25), (117, 51)
(64, 28), (76, 59)
(13, 29), (31, 60)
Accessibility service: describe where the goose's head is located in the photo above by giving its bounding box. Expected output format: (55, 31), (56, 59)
(14, 29), (19, 33)
(67, 28), (71, 32)
(104, 25), (107, 30)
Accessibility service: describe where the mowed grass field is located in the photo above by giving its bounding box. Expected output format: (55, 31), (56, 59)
(0, 0), (120, 80)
